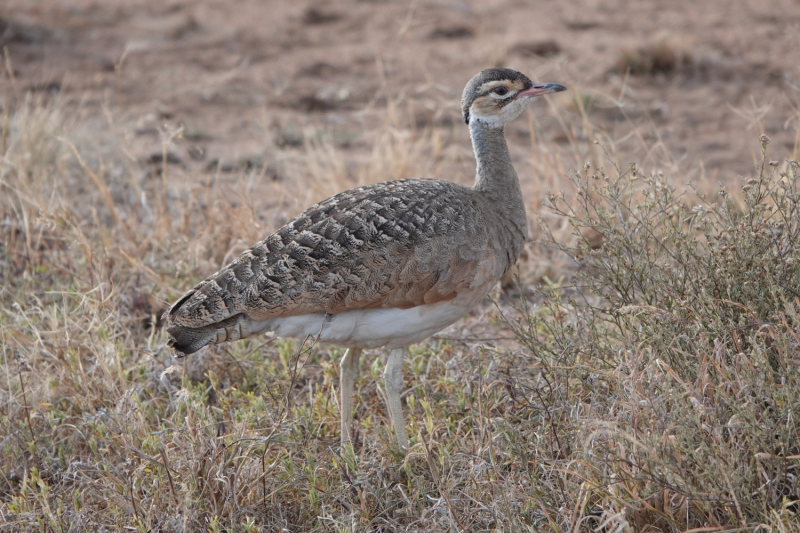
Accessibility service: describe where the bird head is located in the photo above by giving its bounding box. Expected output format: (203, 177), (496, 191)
(461, 68), (566, 127)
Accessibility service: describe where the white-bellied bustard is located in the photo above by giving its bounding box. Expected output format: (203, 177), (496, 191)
(164, 68), (566, 449)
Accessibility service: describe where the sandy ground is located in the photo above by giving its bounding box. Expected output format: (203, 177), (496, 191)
(4, 0), (800, 175)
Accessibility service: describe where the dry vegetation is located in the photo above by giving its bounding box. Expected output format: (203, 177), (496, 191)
(2, 77), (800, 532)
(3, 2), (800, 530)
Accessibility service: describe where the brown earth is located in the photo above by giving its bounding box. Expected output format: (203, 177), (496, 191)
(5, 0), (800, 178)
(3, 0), (800, 247)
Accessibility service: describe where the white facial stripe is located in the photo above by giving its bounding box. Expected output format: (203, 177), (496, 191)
(469, 96), (535, 127)
(479, 82), (517, 100)
(478, 80), (508, 92)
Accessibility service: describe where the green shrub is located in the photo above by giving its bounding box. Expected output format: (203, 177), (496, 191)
(507, 135), (800, 530)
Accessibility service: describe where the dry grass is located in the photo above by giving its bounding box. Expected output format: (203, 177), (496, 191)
(1, 79), (799, 533)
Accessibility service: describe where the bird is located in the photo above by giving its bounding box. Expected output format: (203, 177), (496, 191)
(164, 68), (566, 449)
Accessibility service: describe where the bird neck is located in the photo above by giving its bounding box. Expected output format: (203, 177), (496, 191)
(468, 119), (529, 242)
(469, 120), (519, 195)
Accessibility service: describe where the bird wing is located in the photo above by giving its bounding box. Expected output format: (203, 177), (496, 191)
(165, 179), (495, 333)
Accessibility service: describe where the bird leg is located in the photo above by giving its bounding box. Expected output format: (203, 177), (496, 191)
(383, 347), (409, 449)
(339, 347), (361, 446)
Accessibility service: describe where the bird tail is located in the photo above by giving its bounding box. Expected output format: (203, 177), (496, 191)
(164, 307), (271, 356)
(165, 323), (218, 355)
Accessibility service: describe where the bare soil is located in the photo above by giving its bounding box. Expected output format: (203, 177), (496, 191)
(4, 0), (799, 185)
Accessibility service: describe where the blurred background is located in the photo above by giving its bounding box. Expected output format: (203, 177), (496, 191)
(2, 0), (800, 363)
(3, 0), (800, 333)
(4, 0), (799, 183)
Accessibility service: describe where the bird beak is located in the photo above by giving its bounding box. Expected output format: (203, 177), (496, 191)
(516, 83), (567, 98)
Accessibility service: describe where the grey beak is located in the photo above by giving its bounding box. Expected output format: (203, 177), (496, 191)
(517, 83), (567, 98)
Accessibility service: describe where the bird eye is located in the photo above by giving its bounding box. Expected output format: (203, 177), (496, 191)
(492, 87), (509, 96)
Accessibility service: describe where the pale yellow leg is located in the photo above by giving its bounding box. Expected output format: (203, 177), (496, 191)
(384, 347), (409, 449)
(339, 348), (361, 445)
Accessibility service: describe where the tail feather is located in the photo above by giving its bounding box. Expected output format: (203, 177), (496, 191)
(165, 312), (273, 355)
(164, 286), (238, 355)
(166, 324), (217, 356)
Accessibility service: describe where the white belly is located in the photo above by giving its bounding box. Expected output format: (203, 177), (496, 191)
(248, 291), (486, 349)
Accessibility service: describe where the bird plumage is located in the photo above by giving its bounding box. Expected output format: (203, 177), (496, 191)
(166, 179), (508, 353)
(164, 68), (566, 448)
